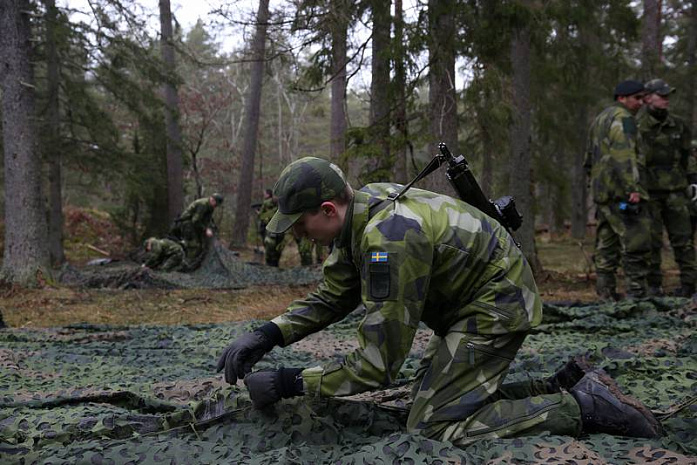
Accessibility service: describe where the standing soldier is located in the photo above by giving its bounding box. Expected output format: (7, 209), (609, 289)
(637, 79), (697, 297)
(171, 193), (223, 263)
(258, 190), (285, 267)
(256, 189), (275, 242)
(216, 157), (661, 442)
(142, 237), (184, 272)
(691, 139), (697, 240)
(584, 80), (652, 300)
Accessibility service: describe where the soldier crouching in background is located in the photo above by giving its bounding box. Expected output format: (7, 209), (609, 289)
(142, 237), (184, 272)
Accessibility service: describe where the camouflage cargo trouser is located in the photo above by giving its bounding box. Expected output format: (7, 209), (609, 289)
(159, 249), (184, 272)
(594, 202), (652, 296)
(647, 192), (697, 289)
(264, 232), (285, 266)
(296, 237), (314, 266)
(408, 331), (581, 445)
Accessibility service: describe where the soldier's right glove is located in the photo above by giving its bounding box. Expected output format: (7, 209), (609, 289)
(216, 324), (281, 384)
(688, 184), (697, 203)
(244, 367), (304, 409)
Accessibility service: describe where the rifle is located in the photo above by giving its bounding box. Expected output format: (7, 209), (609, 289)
(389, 142), (523, 246)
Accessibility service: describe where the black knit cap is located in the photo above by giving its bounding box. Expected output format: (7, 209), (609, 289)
(614, 80), (645, 98)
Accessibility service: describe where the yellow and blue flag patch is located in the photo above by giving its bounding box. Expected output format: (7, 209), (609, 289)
(370, 252), (389, 263)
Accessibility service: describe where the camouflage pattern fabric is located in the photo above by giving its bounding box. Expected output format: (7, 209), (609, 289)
(263, 232), (285, 267)
(585, 102), (647, 205)
(296, 237), (314, 266)
(258, 197), (277, 226)
(58, 241), (321, 290)
(636, 108), (695, 193)
(174, 198), (217, 260)
(646, 192), (696, 289)
(637, 108), (697, 290)
(271, 183), (542, 443)
(594, 203), (652, 296)
(1, 297), (695, 464)
(144, 238), (184, 272)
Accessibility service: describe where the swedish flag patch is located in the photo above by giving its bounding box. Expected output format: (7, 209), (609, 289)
(371, 252), (389, 263)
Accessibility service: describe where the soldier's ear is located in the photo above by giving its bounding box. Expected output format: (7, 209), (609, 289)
(320, 201), (337, 217)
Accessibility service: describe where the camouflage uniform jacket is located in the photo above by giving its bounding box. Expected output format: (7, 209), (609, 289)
(258, 197), (278, 225)
(271, 183), (542, 398)
(636, 108), (696, 192)
(178, 198), (215, 234)
(144, 238), (183, 268)
(585, 102), (647, 204)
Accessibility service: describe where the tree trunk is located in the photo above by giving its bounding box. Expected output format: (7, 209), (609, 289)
(687, 0), (697, 130)
(571, 103), (588, 239)
(159, 0), (184, 224)
(509, 18), (541, 272)
(0, 0), (51, 285)
(641, 0), (662, 79)
(330, 0), (348, 162)
(571, 9), (591, 240)
(427, 0), (458, 195)
(44, 0), (65, 266)
(393, 0), (408, 184)
(231, 0), (270, 247)
(479, 83), (494, 197)
(370, 0), (391, 175)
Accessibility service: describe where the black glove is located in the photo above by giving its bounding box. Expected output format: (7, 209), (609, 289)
(244, 367), (304, 409)
(216, 330), (275, 385)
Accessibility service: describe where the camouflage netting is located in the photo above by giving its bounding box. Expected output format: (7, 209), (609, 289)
(58, 241), (322, 289)
(1, 297), (696, 464)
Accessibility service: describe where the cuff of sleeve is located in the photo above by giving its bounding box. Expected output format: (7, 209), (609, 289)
(255, 322), (283, 350)
(278, 367), (304, 398)
(301, 366), (325, 397)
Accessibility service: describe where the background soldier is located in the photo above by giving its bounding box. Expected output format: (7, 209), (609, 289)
(142, 237), (184, 272)
(217, 157), (661, 444)
(584, 80), (652, 299)
(692, 139), (697, 240)
(256, 189), (275, 242)
(171, 193), (223, 262)
(637, 79), (697, 296)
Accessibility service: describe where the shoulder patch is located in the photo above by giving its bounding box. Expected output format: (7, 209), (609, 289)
(622, 117), (637, 136)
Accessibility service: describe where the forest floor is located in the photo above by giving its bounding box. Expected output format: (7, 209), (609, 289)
(0, 208), (683, 328)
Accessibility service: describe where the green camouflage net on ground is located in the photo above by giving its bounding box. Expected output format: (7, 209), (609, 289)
(1, 297), (695, 464)
(57, 241), (321, 289)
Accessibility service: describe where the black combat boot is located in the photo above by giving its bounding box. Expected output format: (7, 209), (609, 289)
(570, 371), (662, 438)
(545, 356), (594, 392)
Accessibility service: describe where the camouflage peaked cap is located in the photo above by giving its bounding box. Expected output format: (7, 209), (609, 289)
(644, 79), (675, 96)
(266, 157), (347, 234)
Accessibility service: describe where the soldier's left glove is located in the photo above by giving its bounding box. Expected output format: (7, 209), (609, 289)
(244, 367), (304, 409)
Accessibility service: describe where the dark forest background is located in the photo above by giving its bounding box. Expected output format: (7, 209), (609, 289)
(0, 0), (695, 285)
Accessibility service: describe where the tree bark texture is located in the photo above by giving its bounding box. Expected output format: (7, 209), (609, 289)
(509, 22), (541, 272)
(393, 0), (408, 184)
(571, 8), (592, 240)
(370, 0), (391, 173)
(687, 0), (697, 130)
(0, 0), (51, 284)
(159, 0), (184, 224)
(44, 0), (65, 265)
(330, 0), (348, 162)
(427, 0), (458, 195)
(231, 0), (270, 246)
(641, 0), (662, 79)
